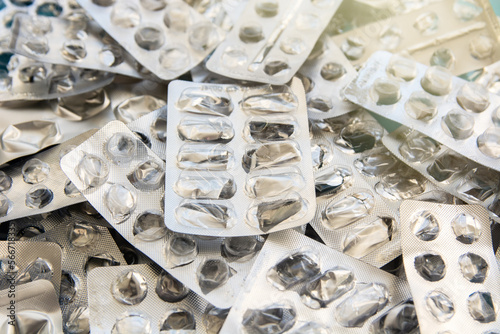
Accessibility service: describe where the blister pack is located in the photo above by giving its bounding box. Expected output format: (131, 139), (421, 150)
(31, 217), (126, 334)
(0, 51), (114, 101)
(331, 0), (500, 75)
(298, 34), (358, 119)
(0, 280), (63, 333)
(60, 120), (263, 308)
(220, 229), (416, 333)
(383, 126), (500, 221)
(126, 106), (167, 161)
(0, 240), (62, 294)
(87, 263), (212, 334)
(345, 50), (500, 173)
(0, 129), (98, 224)
(475, 58), (500, 95)
(76, 0), (225, 81)
(165, 79), (316, 236)
(206, 0), (343, 85)
(10, 13), (144, 79)
(400, 200), (500, 333)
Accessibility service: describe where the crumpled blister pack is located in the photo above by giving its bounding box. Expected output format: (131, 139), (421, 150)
(400, 200), (500, 333)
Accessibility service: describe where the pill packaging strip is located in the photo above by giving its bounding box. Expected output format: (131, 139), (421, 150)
(10, 14), (144, 79)
(345, 50), (500, 173)
(165, 79), (316, 236)
(206, 0), (343, 85)
(0, 130), (97, 224)
(87, 263), (210, 334)
(60, 120), (260, 308)
(76, 0), (225, 81)
(382, 126), (500, 222)
(0, 240), (62, 295)
(0, 52), (115, 102)
(298, 34), (358, 120)
(31, 217), (126, 327)
(126, 106), (167, 161)
(0, 280), (63, 333)
(220, 229), (412, 333)
(331, 0), (500, 75)
(400, 201), (500, 333)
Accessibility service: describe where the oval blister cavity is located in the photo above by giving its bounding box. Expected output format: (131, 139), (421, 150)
(322, 191), (375, 230)
(425, 290), (455, 322)
(467, 291), (496, 323)
(459, 252), (488, 283)
(175, 200), (235, 229)
(414, 252), (446, 282)
(342, 217), (394, 258)
(411, 211), (439, 241)
(177, 115), (234, 143)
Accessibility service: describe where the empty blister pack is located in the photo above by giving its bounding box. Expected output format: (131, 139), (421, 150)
(87, 263), (211, 334)
(383, 126), (500, 220)
(345, 50), (500, 173)
(0, 129), (98, 224)
(76, 0), (225, 81)
(0, 280), (63, 333)
(331, 0), (500, 75)
(31, 217), (126, 334)
(10, 13), (144, 78)
(298, 34), (358, 119)
(0, 240), (62, 294)
(206, 0), (343, 85)
(126, 106), (167, 161)
(400, 201), (500, 333)
(0, 51), (114, 101)
(220, 229), (416, 333)
(165, 79), (316, 236)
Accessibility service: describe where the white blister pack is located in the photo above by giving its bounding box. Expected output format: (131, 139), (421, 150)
(383, 126), (500, 221)
(220, 229), (416, 333)
(87, 263), (212, 334)
(400, 201), (500, 333)
(331, 0), (500, 75)
(10, 13), (144, 78)
(60, 120), (263, 308)
(0, 130), (97, 224)
(126, 106), (167, 161)
(298, 34), (358, 120)
(206, 0), (343, 85)
(165, 79), (316, 236)
(345, 50), (500, 173)
(76, 0), (225, 81)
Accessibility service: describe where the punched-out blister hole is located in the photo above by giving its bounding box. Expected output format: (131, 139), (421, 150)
(61, 40), (87, 62)
(197, 258), (234, 294)
(242, 303), (297, 334)
(427, 150), (469, 183)
(414, 252), (446, 282)
(111, 269), (148, 305)
(398, 132), (440, 163)
(155, 270), (190, 303)
(221, 236), (264, 263)
(114, 95), (166, 123)
(266, 249), (320, 291)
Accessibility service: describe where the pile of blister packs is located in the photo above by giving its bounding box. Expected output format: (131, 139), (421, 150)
(1, 0), (500, 333)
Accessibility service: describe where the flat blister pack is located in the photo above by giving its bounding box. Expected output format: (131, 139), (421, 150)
(0, 130), (97, 224)
(298, 34), (358, 119)
(400, 200), (500, 333)
(0, 280), (63, 333)
(0, 51), (114, 101)
(331, 0), (500, 75)
(220, 229), (417, 333)
(60, 120), (262, 308)
(10, 13), (144, 78)
(88, 263), (215, 334)
(383, 126), (500, 221)
(31, 217), (126, 334)
(345, 50), (500, 173)
(206, 0), (343, 85)
(76, 0), (225, 81)
(0, 240), (62, 294)
(165, 79), (316, 236)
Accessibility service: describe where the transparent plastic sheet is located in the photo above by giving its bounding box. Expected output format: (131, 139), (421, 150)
(76, 0), (225, 81)
(87, 263), (211, 334)
(165, 79), (316, 236)
(206, 0), (343, 84)
(220, 229), (414, 333)
(345, 50), (500, 173)
(331, 0), (500, 75)
(382, 126), (500, 222)
(400, 201), (500, 333)
(0, 280), (63, 334)
(60, 121), (262, 308)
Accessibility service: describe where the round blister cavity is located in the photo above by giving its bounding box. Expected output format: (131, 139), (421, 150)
(0, 171), (12, 192)
(370, 77), (401, 105)
(159, 46), (190, 71)
(111, 270), (148, 305)
(386, 55), (417, 81)
(263, 58), (290, 77)
(399, 132), (440, 163)
(25, 185), (53, 209)
(111, 312), (151, 334)
(405, 91), (438, 121)
(68, 222), (100, 250)
(104, 184), (137, 222)
(470, 36), (494, 60)
(128, 160), (165, 191)
(467, 291), (496, 323)
(430, 48), (455, 69)
(477, 127), (500, 159)
(26, 16), (53, 35)
(341, 36), (365, 60)
(459, 252), (488, 283)
(151, 114), (167, 142)
(135, 26), (164, 50)
(164, 233), (198, 268)
(441, 109), (475, 140)
(421, 66), (452, 96)
(133, 210), (167, 241)
(0, 193), (12, 217)
(163, 3), (192, 32)
(221, 47), (247, 68)
(379, 25), (402, 51)
(296, 73), (314, 93)
(111, 2), (141, 28)
(307, 96), (332, 113)
(188, 22), (219, 51)
(336, 121), (384, 153)
(320, 62), (345, 81)
(413, 11), (439, 35)
(140, 0), (166, 11)
(61, 40), (87, 62)
(160, 308), (196, 331)
(99, 45), (124, 67)
(22, 35), (50, 56)
(75, 153), (109, 188)
(22, 158), (50, 184)
(280, 37), (305, 55)
(18, 64), (47, 82)
(414, 253), (446, 282)
(239, 23), (264, 44)
(221, 236), (264, 262)
(106, 132), (137, 165)
(255, 0), (278, 17)
(156, 270), (190, 302)
(457, 82), (490, 113)
(197, 259), (232, 294)
(411, 211), (439, 241)
(425, 290), (455, 322)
